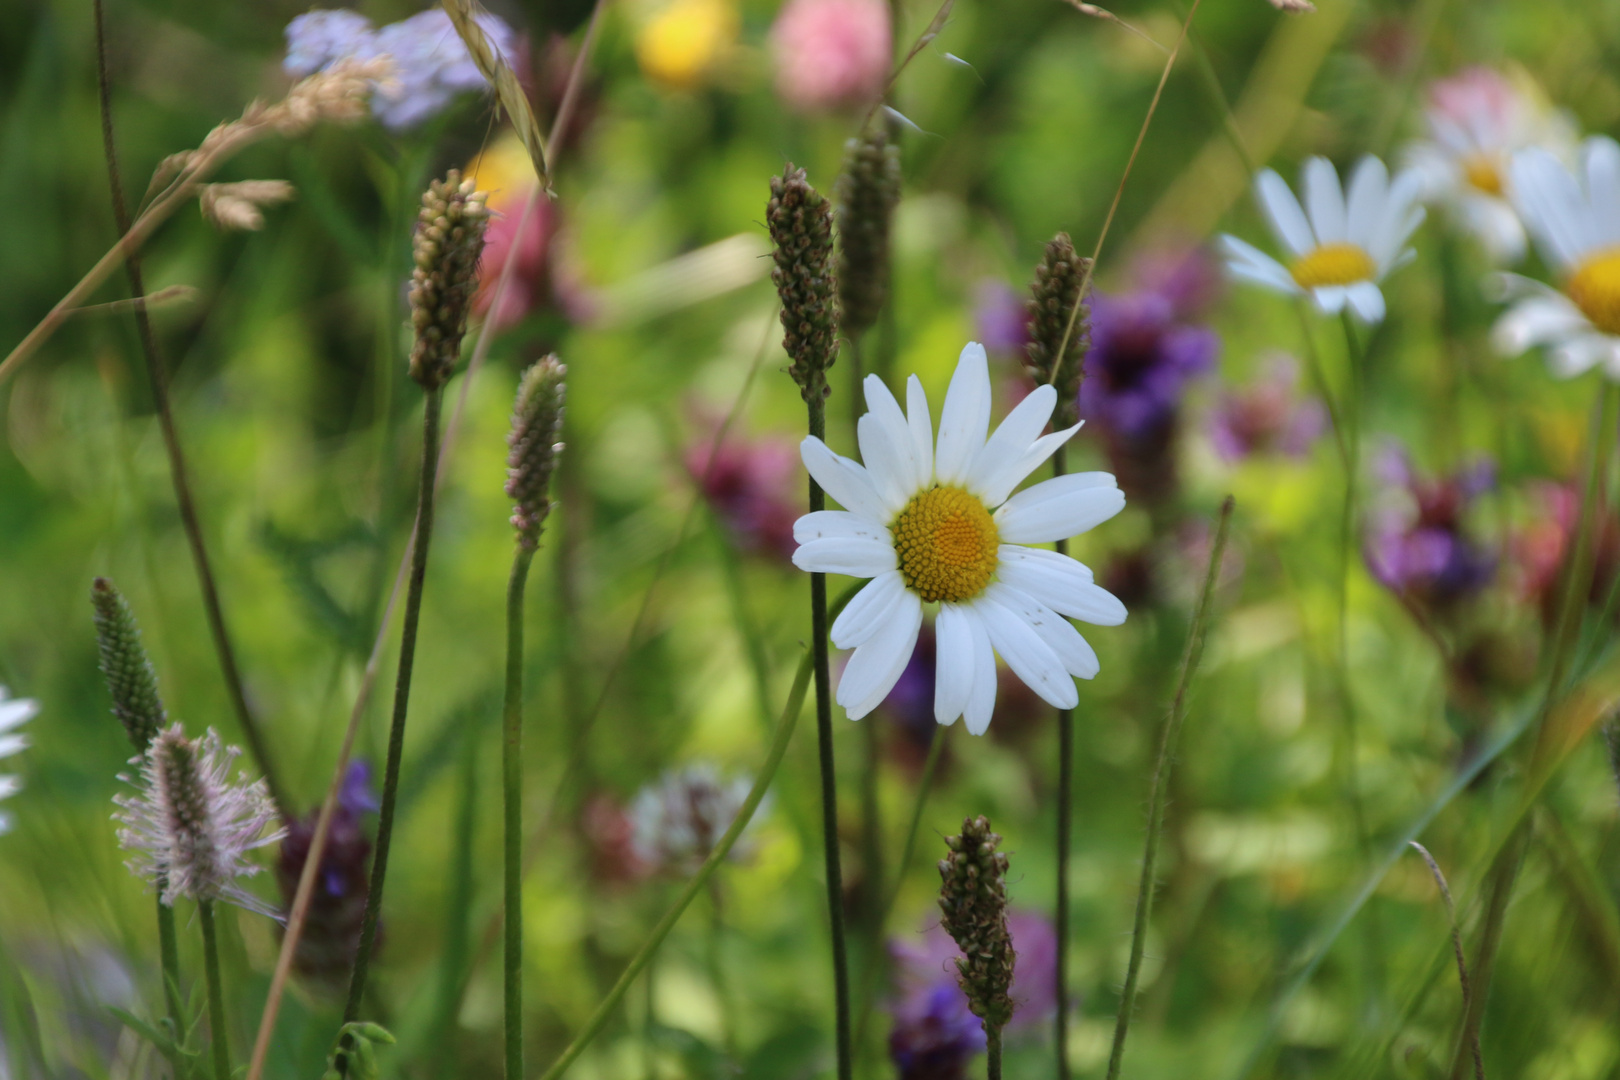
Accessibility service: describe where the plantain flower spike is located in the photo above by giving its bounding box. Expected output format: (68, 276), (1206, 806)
(937, 815), (1017, 1036)
(114, 725), (286, 917)
(408, 170), (491, 391)
(506, 356), (567, 549)
(767, 164), (839, 402)
(835, 124), (901, 340)
(91, 578), (167, 753)
(1025, 232), (1092, 428)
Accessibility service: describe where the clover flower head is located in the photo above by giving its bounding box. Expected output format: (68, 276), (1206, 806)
(1208, 355), (1327, 461)
(793, 344), (1127, 733)
(770, 0), (892, 113)
(629, 763), (762, 873)
(114, 725), (286, 916)
(1364, 448), (1497, 607)
(0, 687), (38, 836)
(1221, 155), (1425, 323)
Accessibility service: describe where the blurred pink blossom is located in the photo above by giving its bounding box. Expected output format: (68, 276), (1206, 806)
(770, 0), (891, 113)
(686, 427), (801, 562)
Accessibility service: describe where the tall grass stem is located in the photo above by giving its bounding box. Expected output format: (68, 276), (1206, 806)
(503, 546), (537, 1078)
(198, 899), (230, 1080)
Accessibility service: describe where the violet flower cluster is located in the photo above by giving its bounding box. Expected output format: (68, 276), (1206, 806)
(1364, 449), (1498, 608)
(284, 7), (516, 131)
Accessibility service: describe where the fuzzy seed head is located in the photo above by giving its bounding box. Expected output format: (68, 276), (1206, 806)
(767, 165), (839, 402)
(91, 578), (167, 752)
(937, 815), (1016, 1033)
(1025, 233), (1092, 429)
(506, 357), (567, 549)
(408, 170), (491, 390)
(114, 725), (286, 915)
(835, 126), (901, 338)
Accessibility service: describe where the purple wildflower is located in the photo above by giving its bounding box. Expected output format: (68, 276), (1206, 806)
(282, 7), (516, 132)
(1365, 449), (1497, 607)
(974, 279), (1031, 356)
(1079, 289), (1219, 441)
(686, 428), (800, 563)
(889, 981), (986, 1080)
(275, 760), (378, 991)
(1208, 355), (1327, 461)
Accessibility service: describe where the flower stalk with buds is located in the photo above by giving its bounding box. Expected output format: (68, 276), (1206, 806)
(938, 816), (1016, 1079)
(767, 163), (852, 1080)
(1025, 231), (1091, 1071)
(345, 170), (490, 1025)
(501, 357), (566, 1078)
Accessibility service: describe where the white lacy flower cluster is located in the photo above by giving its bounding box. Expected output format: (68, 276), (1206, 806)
(630, 763), (764, 873)
(1219, 66), (1620, 381)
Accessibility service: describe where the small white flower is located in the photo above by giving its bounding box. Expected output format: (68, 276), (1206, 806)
(1403, 67), (1576, 263)
(629, 762), (761, 872)
(0, 686), (38, 836)
(792, 344), (1127, 735)
(1491, 137), (1620, 380)
(113, 725), (286, 916)
(1220, 156), (1425, 323)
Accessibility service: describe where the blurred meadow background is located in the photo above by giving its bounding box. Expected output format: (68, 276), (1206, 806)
(4, 0), (1620, 1076)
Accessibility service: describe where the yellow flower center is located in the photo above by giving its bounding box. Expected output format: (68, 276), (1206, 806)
(1463, 154), (1504, 196)
(1289, 243), (1378, 289)
(889, 486), (1000, 604)
(1567, 248), (1620, 335)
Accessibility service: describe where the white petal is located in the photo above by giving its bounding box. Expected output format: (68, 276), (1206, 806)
(985, 583), (1099, 680)
(1583, 136), (1620, 247)
(961, 607), (998, 736)
(1344, 156), (1390, 249)
(0, 776), (19, 800)
(830, 570), (907, 649)
(973, 595), (1079, 710)
(864, 375), (923, 491)
(1370, 169), (1426, 266)
(1311, 285), (1349, 314)
(977, 421), (1086, 509)
(905, 376), (935, 485)
(1463, 195), (1527, 263)
(0, 698), (37, 734)
(1548, 333), (1611, 378)
(857, 413), (913, 512)
(837, 592), (923, 720)
(0, 735), (24, 761)
(1220, 235), (1300, 294)
(995, 472), (1125, 544)
(1301, 157), (1346, 243)
(996, 545), (1127, 625)
(792, 537), (897, 577)
(933, 603), (975, 725)
(1256, 169), (1315, 257)
(1491, 291), (1589, 356)
(934, 343), (992, 485)
(793, 510), (888, 545)
(1345, 281), (1386, 324)
(1512, 148), (1586, 271)
(966, 384), (1057, 502)
(801, 437), (892, 524)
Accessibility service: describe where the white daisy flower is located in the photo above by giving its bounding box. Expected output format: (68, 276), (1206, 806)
(792, 343), (1127, 735)
(0, 686), (38, 836)
(1403, 67), (1575, 263)
(1219, 156), (1425, 323)
(1491, 137), (1620, 380)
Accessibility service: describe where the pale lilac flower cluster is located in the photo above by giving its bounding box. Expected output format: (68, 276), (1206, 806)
(1364, 449), (1497, 608)
(113, 725), (286, 916)
(629, 762), (762, 873)
(1208, 355), (1327, 461)
(0, 687), (37, 836)
(284, 7), (517, 131)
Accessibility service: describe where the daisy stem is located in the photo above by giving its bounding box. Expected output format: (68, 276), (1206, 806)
(807, 392), (855, 1080)
(198, 899), (230, 1080)
(344, 386), (446, 1024)
(536, 585), (856, 1080)
(1052, 439), (1076, 1080)
(503, 546), (537, 1080)
(1104, 496), (1233, 1080)
(851, 723), (944, 1053)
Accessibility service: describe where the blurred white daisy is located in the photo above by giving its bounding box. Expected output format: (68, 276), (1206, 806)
(629, 762), (761, 873)
(1492, 137), (1620, 380)
(114, 725), (286, 916)
(792, 343), (1127, 735)
(1220, 156), (1425, 323)
(1403, 67), (1575, 264)
(0, 686), (38, 836)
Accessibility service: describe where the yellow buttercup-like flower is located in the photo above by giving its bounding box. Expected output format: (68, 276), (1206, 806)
(635, 0), (737, 90)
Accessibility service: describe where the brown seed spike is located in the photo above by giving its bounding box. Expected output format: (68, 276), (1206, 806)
(767, 165), (839, 403)
(937, 815), (1016, 1034)
(1025, 233), (1092, 429)
(835, 126), (901, 340)
(408, 171), (491, 391)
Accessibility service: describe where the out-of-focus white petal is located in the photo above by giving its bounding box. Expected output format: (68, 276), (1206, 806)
(1220, 235), (1299, 293)
(1301, 157), (1347, 243)
(1311, 285), (1350, 314)
(1344, 156), (1391, 249)
(1256, 169), (1315, 257)
(1345, 281), (1387, 324)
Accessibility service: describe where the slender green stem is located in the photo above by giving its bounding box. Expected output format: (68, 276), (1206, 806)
(155, 890), (185, 1063)
(536, 624), (833, 1080)
(345, 387), (446, 1022)
(504, 545), (537, 1079)
(91, 0), (283, 810)
(987, 1027), (1003, 1080)
(1052, 439), (1075, 1080)
(1104, 496), (1234, 1080)
(1447, 827), (1528, 1080)
(807, 393), (854, 1080)
(852, 723), (944, 1051)
(198, 900), (230, 1080)
(432, 708), (481, 1078)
